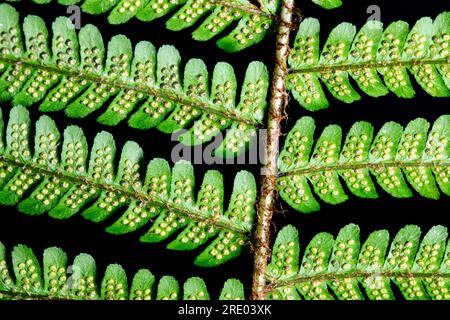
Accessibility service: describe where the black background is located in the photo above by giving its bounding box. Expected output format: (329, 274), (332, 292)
(0, 0), (449, 299)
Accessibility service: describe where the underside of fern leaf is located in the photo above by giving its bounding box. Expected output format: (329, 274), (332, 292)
(0, 106), (258, 266)
(5, 0), (342, 51)
(0, 4), (270, 158)
(0, 240), (245, 300)
(278, 115), (450, 213)
(9, 0), (278, 52)
(265, 224), (450, 300)
(287, 13), (450, 111)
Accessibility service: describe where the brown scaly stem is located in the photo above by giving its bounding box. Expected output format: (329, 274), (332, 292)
(251, 0), (296, 300)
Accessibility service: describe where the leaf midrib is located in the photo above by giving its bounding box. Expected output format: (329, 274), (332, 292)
(0, 56), (262, 128)
(278, 159), (450, 178)
(0, 154), (249, 236)
(266, 270), (450, 290)
(0, 286), (76, 300)
(289, 57), (449, 74)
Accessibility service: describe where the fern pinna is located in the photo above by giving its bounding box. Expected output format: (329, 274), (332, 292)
(278, 115), (450, 213)
(265, 224), (450, 300)
(5, 0), (343, 52)
(288, 13), (450, 111)
(0, 241), (244, 300)
(0, 106), (257, 266)
(0, 4), (269, 157)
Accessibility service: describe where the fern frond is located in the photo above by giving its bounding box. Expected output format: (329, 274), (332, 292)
(288, 14), (450, 111)
(265, 224), (450, 300)
(277, 116), (450, 213)
(6, 0), (278, 52)
(0, 240), (245, 300)
(6, 0), (346, 51)
(0, 106), (257, 266)
(0, 4), (270, 157)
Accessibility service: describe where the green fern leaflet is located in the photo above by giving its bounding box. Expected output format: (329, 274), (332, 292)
(0, 4), (269, 157)
(5, 0), (344, 51)
(278, 116), (450, 213)
(288, 13), (450, 111)
(0, 240), (245, 300)
(266, 224), (450, 300)
(7, 0), (277, 52)
(0, 106), (257, 266)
